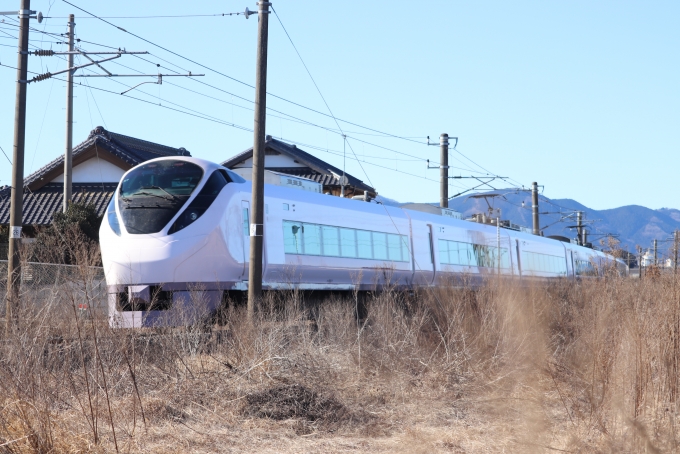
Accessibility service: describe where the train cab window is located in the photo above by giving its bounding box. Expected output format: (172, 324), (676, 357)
(168, 169), (229, 234)
(118, 160), (204, 234)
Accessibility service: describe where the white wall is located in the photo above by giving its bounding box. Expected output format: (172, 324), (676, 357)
(233, 154), (306, 168)
(51, 157), (126, 183)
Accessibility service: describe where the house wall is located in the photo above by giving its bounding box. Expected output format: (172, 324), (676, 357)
(233, 154), (306, 168)
(51, 157), (125, 183)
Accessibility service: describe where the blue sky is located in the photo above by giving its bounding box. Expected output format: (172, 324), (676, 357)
(0, 0), (678, 210)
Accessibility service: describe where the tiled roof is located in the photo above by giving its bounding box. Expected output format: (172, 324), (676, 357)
(221, 137), (375, 194)
(0, 183), (116, 225)
(23, 126), (190, 190)
(0, 126), (190, 226)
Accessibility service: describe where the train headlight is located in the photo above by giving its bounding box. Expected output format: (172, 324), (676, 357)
(189, 211), (198, 221)
(106, 196), (121, 236)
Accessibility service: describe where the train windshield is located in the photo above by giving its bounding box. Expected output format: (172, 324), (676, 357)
(118, 160), (204, 234)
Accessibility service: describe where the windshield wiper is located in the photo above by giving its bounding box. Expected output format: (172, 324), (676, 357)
(140, 185), (180, 201)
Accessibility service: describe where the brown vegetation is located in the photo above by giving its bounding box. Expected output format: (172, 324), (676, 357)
(1, 245), (679, 452)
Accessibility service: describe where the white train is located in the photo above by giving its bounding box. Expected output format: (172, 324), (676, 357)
(100, 156), (627, 328)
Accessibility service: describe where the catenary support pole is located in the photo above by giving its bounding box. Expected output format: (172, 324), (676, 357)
(63, 14), (74, 212)
(439, 133), (448, 208)
(531, 182), (539, 235)
(247, 0), (271, 319)
(6, 0), (31, 335)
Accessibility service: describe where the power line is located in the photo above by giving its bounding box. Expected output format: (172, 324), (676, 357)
(0, 144), (11, 165)
(121, 51), (448, 166)
(45, 12), (251, 19)
(17, 6), (506, 177)
(2, 9), (514, 197)
(0, 60), (476, 196)
(60, 0), (429, 146)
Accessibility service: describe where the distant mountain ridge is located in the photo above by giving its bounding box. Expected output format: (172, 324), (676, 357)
(377, 192), (680, 253)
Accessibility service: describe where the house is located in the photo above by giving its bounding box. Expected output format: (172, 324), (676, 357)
(222, 136), (376, 199)
(0, 128), (376, 231)
(0, 126), (190, 228)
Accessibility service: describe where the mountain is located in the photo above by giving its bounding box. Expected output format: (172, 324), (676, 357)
(393, 190), (679, 253)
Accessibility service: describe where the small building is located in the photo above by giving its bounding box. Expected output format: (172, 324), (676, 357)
(222, 136), (376, 199)
(0, 126), (190, 228)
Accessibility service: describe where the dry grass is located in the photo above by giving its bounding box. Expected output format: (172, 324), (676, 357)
(1, 249), (680, 452)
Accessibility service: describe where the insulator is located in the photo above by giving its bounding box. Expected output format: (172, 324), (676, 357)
(32, 49), (54, 57)
(31, 72), (52, 83)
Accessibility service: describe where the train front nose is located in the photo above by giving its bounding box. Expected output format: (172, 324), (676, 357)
(103, 233), (208, 286)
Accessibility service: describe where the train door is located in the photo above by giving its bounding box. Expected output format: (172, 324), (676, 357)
(240, 200), (250, 279)
(515, 239), (522, 278)
(428, 224), (437, 285)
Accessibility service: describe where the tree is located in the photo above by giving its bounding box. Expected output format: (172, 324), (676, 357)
(33, 203), (103, 265)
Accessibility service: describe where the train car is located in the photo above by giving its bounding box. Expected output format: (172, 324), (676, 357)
(100, 156), (627, 328)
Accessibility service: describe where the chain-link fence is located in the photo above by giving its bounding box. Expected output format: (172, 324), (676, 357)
(0, 260), (107, 315)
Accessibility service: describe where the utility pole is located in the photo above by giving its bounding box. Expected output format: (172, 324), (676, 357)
(63, 14), (74, 212)
(6, 0), (31, 334)
(497, 216), (501, 274)
(654, 239), (658, 266)
(248, 0), (271, 319)
(675, 230), (678, 274)
(531, 182), (539, 235)
(637, 246), (643, 279)
(440, 133), (449, 208)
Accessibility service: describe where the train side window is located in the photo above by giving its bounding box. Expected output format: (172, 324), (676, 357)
(283, 221), (302, 254)
(502, 249), (511, 269)
(373, 232), (388, 260)
(302, 223), (321, 255)
(357, 230), (372, 259)
(438, 240), (449, 264)
(400, 235), (410, 262)
(387, 234), (401, 261)
(322, 226), (340, 257)
(340, 228), (357, 258)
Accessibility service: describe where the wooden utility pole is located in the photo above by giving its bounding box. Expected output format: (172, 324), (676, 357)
(531, 182), (539, 235)
(63, 14), (74, 212)
(439, 133), (449, 208)
(674, 230), (678, 274)
(248, 0), (271, 318)
(5, 0), (31, 334)
(654, 239), (658, 266)
(6, 0), (31, 334)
